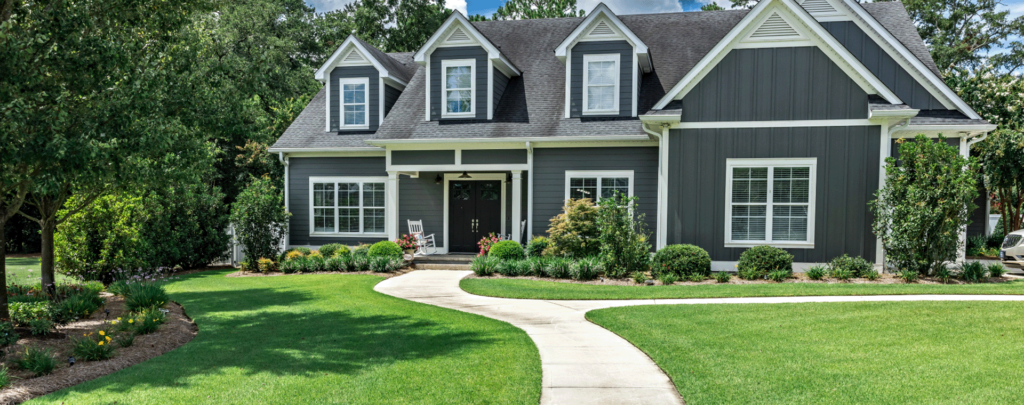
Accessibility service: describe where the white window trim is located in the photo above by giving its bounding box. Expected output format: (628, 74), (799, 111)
(441, 59), (475, 118)
(338, 77), (370, 130)
(564, 170), (634, 202)
(724, 158), (817, 249)
(309, 176), (388, 237)
(582, 53), (620, 115)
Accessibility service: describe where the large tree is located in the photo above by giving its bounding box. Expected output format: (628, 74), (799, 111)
(491, 0), (584, 20)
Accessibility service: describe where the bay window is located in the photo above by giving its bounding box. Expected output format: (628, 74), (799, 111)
(725, 159), (816, 247)
(582, 54), (620, 114)
(442, 59), (475, 117)
(310, 177), (387, 235)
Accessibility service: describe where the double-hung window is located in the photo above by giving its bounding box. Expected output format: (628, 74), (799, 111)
(725, 159), (816, 248)
(565, 170), (633, 202)
(582, 54), (620, 114)
(442, 59), (474, 117)
(339, 78), (368, 128)
(310, 177), (387, 235)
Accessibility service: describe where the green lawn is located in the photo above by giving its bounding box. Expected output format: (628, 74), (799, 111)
(30, 270), (541, 404)
(461, 278), (1024, 300)
(4, 257), (73, 285)
(588, 301), (1024, 404)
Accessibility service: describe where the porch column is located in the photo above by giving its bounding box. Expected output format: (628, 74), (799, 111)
(958, 136), (969, 262)
(387, 171), (399, 241)
(511, 171), (522, 243)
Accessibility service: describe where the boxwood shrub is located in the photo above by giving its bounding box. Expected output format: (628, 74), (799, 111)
(650, 244), (711, 278)
(828, 254), (873, 277)
(737, 245), (793, 280)
(525, 236), (550, 257)
(489, 240), (525, 261)
(319, 243), (350, 258)
(368, 241), (402, 259)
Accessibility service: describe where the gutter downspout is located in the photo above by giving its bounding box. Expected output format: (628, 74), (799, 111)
(526, 141), (534, 241)
(643, 123), (668, 249)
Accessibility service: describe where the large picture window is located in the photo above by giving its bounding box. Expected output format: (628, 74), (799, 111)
(442, 59), (475, 117)
(339, 78), (369, 128)
(564, 170), (633, 202)
(310, 177), (387, 235)
(582, 54), (620, 114)
(725, 159), (816, 248)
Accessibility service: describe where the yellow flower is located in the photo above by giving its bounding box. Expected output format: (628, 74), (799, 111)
(105, 336), (111, 342)
(117, 317), (121, 321)
(128, 319), (134, 324)
(98, 331), (105, 336)
(98, 341), (104, 346)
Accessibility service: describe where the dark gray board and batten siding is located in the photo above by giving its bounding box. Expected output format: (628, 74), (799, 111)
(399, 172), (446, 248)
(430, 47), (489, 120)
(288, 157), (389, 246)
(329, 66), (380, 132)
(492, 68), (510, 114)
(667, 126), (881, 262)
(391, 150), (456, 165)
(681, 47), (868, 122)
(462, 149), (527, 165)
(569, 41), (634, 118)
(532, 147), (658, 238)
(383, 84), (402, 117)
(823, 21), (947, 110)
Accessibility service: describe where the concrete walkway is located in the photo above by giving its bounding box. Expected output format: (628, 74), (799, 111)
(374, 270), (1024, 405)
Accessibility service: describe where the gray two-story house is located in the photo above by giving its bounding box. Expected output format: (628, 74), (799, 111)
(269, 0), (994, 269)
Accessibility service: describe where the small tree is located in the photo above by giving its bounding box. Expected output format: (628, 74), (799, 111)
(231, 176), (290, 265)
(976, 129), (1024, 235)
(870, 135), (979, 276)
(595, 193), (651, 278)
(545, 199), (599, 257)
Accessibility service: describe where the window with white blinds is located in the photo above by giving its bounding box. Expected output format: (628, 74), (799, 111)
(725, 159), (816, 247)
(309, 177), (388, 236)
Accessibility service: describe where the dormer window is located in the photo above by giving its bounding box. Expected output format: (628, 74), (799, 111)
(443, 59), (475, 117)
(340, 78), (369, 128)
(583, 54), (620, 114)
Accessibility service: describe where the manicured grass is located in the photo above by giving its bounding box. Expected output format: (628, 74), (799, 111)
(588, 301), (1024, 404)
(30, 271), (541, 404)
(4, 257), (73, 285)
(461, 277), (1024, 300)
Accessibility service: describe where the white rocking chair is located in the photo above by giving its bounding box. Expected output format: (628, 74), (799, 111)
(407, 220), (437, 256)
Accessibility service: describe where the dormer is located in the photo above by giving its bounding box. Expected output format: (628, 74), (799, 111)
(555, 3), (651, 118)
(414, 11), (521, 121)
(315, 35), (410, 132)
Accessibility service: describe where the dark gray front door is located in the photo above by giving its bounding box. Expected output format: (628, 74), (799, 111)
(449, 180), (502, 253)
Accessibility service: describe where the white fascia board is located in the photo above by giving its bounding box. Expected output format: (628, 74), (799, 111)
(365, 135), (651, 145)
(314, 35), (403, 85)
(894, 124), (997, 134)
(413, 11), (520, 76)
(840, 0), (981, 119)
(867, 109), (920, 119)
(553, 4), (651, 73)
(267, 147), (385, 153)
(652, 0), (901, 110)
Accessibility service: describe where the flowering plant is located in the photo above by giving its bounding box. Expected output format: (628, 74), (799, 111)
(72, 330), (115, 360)
(477, 233), (502, 256)
(394, 234), (417, 250)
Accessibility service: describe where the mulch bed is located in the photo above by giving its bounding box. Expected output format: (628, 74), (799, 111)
(465, 272), (1019, 286)
(0, 294), (197, 404)
(226, 268), (415, 279)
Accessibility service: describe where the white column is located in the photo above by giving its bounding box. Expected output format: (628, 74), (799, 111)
(387, 171), (399, 241)
(527, 143), (534, 240)
(511, 171), (523, 243)
(657, 126), (669, 249)
(283, 155), (290, 249)
(958, 136), (970, 262)
(875, 123), (888, 266)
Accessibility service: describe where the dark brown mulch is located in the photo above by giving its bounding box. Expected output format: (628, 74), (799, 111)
(464, 272), (1020, 286)
(225, 268), (415, 279)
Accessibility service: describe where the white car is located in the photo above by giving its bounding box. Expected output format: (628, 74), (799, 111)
(1001, 230), (1024, 269)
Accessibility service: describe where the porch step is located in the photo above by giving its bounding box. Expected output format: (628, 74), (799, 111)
(411, 254), (475, 270)
(413, 263), (472, 270)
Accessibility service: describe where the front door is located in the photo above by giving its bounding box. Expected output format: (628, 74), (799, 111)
(449, 180), (503, 253)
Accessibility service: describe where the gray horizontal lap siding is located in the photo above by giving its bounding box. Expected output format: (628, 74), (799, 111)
(399, 172), (446, 248)
(461, 149), (527, 164)
(823, 21), (946, 110)
(391, 150), (455, 165)
(384, 84), (402, 117)
(682, 47), (868, 121)
(430, 46), (488, 120)
(493, 68), (510, 113)
(532, 147), (658, 239)
(570, 41), (633, 118)
(668, 126), (881, 262)
(288, 157), (388, 246)
(330, 66), (380, 132)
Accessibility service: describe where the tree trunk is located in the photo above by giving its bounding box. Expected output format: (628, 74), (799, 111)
(0, 218), (9, 321)
(39, 217), (56, 296)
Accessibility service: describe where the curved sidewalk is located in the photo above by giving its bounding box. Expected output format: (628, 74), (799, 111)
(374, 270), (1024, 405)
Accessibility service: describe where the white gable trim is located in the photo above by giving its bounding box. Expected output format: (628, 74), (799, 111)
(839, 0), (981, 119)
(653, 0), (900, 110)
(554, 3), (652, 73)
(413, 11), (520, 77)
(314, 36), (406, 86)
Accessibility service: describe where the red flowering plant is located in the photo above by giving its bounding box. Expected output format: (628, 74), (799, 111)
(477, 233), (502, 256)
(394, 234), (417, 250)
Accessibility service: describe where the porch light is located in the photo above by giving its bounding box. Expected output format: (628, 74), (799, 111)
(435, 174), (442, 184)
(458, 171), (472, 179)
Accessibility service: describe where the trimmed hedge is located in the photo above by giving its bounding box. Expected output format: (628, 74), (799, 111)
(650, 244), (711, 277)
(489, 241), (525, 261)
(368, 241), (403, 259)
(737, 245), (793, 280)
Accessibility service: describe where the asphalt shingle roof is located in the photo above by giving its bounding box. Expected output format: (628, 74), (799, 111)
(910, 110), (991, 126)
(859, 2), (943, 77)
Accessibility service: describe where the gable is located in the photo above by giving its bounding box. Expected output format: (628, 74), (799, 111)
(746, 12), (803, 41)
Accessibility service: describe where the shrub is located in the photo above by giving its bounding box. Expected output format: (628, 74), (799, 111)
(767, 270), (789, 282)
(123, 282), (168, 312)
(737, 245), (793, 280)
(828, 254), (873, 278)
(544, 258), (572, 279)
(114, 332), (135, 348)
(325, 256), (350, 272)
(806, 265), (826, 280)
(477, 233), (503, 255)
(107, 280), (130, 296)
(131, 307), (167, 335)
(631, 271), (648, 284)
(988, 263), (1007, 278)
(0, 323), (19, 348)
(352, 244), (370, 257)
(10, 302), (49, 326)
(512, 260), (532, 276)
(545, 199), (599, 257)
(650, 244), (711, 278)
(966, 234), (988, 256)
(829, 267), (854, 281)
(16, 346), (56, 376)
(977, 130), (1024, 241)
(527, 257), (547, 276)
(596, 193), (651, 278)
(231, 176), (290, 269)
(471, 256), (497, 276)
(368, 241), (403, 259)
(897, 269), (919, 283)
(294, 247), (312, 256)
(370, 256), (402, 273)
(525, 236), (550, 257)
(871, 135), (979, 276)
(0, 366), (9, 389)
(284, 250), (304, 261)
(257, 258), (277, 273)
(53, 292), (104, 324)
(959, 261), (987, 283)
(281, 257), (301, 274)
(303, 255), (326, 272)
(570, 257), (602, 280)
(319, 243), (349, 258)
(489, 240), (525, 261)
(862, 269), (880, 281)
(352, 255), (370, 271)
(688, 273), (706, 282)
(28, 318), (52, 336)
(714, 272), (731, 283)
(73, 332), (116, 361)
(494, 260), (515, 276)
(659, 273), (678, 285)
(934, 266), (953, 284)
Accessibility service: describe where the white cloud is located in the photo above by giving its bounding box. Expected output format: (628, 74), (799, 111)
(576, 0), (683, 15)
(446, 0), (468, 15)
